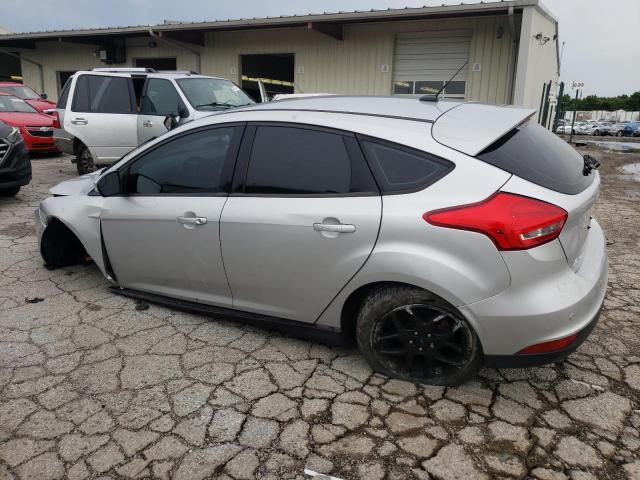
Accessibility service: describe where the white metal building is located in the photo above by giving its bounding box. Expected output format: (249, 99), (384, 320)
(0, 0), (559, 111)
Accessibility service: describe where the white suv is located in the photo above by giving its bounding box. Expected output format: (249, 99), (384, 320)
(53, 68), (255, 175)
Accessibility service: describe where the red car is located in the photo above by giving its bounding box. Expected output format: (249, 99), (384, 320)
(0, 92), (57, 153)
(0, 82), (56, 114)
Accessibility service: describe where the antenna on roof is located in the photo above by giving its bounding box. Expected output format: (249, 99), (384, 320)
(420, 60), (468, 102)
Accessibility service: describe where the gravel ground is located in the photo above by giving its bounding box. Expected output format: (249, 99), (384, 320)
(0, 145), (639, 480)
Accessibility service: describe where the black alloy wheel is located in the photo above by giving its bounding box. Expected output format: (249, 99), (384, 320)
(356, 286), (482, 386)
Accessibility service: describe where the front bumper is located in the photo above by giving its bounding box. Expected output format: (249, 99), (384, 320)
(461, 218), (608, 362)
(24, 134), (57, 153)
(0, 140), (31, 188)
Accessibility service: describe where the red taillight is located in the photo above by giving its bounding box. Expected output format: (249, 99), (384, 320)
(52, 111), (61, 129)
(517, 332), (579, 354)
(423, 192), (567, 251)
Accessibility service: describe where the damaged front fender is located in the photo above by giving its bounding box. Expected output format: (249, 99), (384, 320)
(37, 195), (108, 277)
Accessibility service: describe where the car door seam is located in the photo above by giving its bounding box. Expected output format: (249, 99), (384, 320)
(312, 193), (384, 325)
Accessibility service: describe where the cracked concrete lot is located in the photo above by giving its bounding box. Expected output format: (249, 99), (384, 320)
(1, 144), (639, 480)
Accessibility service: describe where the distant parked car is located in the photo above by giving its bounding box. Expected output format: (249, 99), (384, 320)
(608, 122), (636, 137)
(0, 93), (57, 153)
(0, 82), (56, 114)
(579, 122), (613, 136)
(0, 120), (31, 197)
(557, 122), (584, 135)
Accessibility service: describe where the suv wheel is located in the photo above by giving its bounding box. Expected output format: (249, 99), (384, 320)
(616, 131), (623, 137)
(76, 145), (97, 176)
(356, 286), (482, 386)
(594, 130), (600, 136)
(0, 186), (20, 197)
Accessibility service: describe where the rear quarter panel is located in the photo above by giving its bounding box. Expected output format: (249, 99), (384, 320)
(315, 138), (513, 329)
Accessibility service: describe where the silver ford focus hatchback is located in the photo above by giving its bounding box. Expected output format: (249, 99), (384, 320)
(35, 96), (607, 385)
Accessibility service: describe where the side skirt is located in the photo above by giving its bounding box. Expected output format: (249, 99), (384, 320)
(109, 287), (348, 346)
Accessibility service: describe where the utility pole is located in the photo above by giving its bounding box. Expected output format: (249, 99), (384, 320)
(568, 80), (584, 143)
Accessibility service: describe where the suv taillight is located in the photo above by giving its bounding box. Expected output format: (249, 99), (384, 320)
(52, 111), (61, 129)
(423, 192), (567, 251)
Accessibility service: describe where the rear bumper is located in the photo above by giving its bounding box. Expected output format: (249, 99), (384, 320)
(461, 218), (608, 360)
(54, 129), (75, 156)
(484, 300), (602, 368)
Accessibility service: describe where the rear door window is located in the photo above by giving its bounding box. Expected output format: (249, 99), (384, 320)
(359, 138), (454, 193)
(477, 121), (594, 194)
(244, 126), (377, 195)
(72, 75), (134, 114)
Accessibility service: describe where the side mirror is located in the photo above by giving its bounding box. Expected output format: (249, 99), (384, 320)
(178, 105), (189, 119)
(96, 171), (122, 197)
(163, 115), (179, 131)
(40, 93), (48, 100)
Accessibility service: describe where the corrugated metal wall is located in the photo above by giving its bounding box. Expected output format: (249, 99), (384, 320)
(21, 14), (521, 105)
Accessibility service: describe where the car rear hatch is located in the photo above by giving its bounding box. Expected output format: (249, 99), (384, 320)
(432, 103), (599, 270)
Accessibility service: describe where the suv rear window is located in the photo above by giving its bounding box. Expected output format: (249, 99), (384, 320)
(72, 75), (134, 114)
(477, 121), (594, 195)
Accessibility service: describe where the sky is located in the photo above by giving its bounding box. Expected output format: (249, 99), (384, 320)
(0, 0), (638, 97)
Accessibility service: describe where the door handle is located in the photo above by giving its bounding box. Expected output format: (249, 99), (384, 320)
(313, 223), (356, 233)
(177, 216), (207, 226)
(142, 120), (154, 127)
(71, 118), (88, 125)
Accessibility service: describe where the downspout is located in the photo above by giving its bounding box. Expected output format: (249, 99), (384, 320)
(148, 29), (201, 74)
(507, 6), (518, 104)
(0, 48), (45, 94)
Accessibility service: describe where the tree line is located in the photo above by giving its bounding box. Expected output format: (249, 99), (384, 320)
(560, 91), (640, 111)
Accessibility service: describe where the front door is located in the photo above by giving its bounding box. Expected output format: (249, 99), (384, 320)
(137, 78), (186, 145)
(220, 124), (382, 322)
(101, 125), (243, 307)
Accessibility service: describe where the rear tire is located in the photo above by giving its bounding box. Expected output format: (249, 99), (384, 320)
(616, 131), (623, 137)
(76, 145), (97, 176)
(0, 186), (20, 197)
(356, 285), (483, 386)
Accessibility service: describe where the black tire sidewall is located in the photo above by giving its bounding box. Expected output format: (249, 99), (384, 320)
(0, 186), (20, 197)
(76, 146), (96, 176)
(356, 286), (483, 386)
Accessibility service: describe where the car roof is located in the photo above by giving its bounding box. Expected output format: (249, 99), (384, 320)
(75, 70), (227, 81)
(240, 95), (463, 123)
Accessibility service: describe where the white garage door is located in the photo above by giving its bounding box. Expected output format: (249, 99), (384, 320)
(393, 30), (471, 98)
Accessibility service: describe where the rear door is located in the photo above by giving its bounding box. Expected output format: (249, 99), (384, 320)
(64, 73), (138, 163)
(137, 78), (185, 144)
(220, 124), (382, 322)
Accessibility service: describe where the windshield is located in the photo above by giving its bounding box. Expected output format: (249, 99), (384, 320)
(176, 78), (254, 111)
(0, 85), (41, 100)
(0, 96), (38, 113)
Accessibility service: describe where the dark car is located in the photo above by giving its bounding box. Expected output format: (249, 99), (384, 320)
(0, 120), (31, 196)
